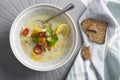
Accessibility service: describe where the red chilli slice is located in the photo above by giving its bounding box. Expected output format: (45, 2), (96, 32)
(34, 45), (42, 54)
(23, 28), (29, 36)
(38, 32), (45, 37)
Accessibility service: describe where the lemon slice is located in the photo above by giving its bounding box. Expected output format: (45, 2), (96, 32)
(56, 24), (69, 36)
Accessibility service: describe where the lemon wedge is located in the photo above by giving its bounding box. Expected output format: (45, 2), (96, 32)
(56, 24), (69, 36)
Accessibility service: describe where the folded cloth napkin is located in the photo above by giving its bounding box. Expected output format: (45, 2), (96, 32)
(105, 2), (120, 80)
(66, 0), (119, 80)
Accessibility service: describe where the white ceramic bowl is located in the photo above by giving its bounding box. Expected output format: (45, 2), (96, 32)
(10, 4), (78, 71)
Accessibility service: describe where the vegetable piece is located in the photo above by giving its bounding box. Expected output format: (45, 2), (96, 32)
(45, 28), (58, 46)
(31, 32), (39, 44)
(46, 45), (51, 51)
(41, 37), (46, 44)
(32, 38), (39, 44)
(38, 32), (46, 37)
(40, 45), (46, 52)
(23, 28), (29, 36)
(45, 29), (53, 37)
(53, 34), (58, 41)
(46, 34), (58, 46)
(31, 33), (35, 38)
(33, 26), (41, 32)
(34, 45), (42, 54)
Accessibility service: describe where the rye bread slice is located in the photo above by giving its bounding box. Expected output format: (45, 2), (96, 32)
(81, 18), (108, 44)
(81, 46), (91, 60)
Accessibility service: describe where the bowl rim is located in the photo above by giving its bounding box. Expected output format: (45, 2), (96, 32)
(9, 4), (78, 71)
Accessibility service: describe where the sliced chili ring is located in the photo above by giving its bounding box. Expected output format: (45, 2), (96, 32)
(23, 28), (29, 36)
(34, 45), (42, 54)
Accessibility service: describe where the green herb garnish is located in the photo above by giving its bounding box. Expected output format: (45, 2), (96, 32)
(45, 29), (58, 46)
(32, 37), (39, 44)
(32, 28), (58, 47)
(46, 29), (53, 37)
(32, 32), (39, 44)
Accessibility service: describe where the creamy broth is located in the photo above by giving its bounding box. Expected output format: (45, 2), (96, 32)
(20, 15), (68, 62)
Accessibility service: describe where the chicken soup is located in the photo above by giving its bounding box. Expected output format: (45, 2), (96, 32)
(20, 15), (69, 62)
